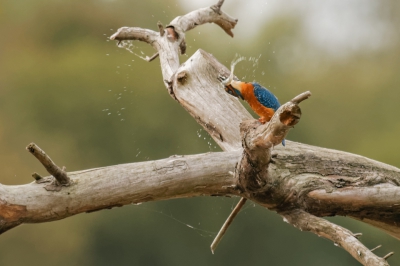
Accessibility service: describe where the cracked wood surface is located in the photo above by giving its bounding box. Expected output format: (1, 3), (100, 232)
(0, 152), (240, 233)
(1, 0), (399, 264)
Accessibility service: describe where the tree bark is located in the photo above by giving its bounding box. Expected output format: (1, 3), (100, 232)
(0, 151), (241, 233)
(1, 1), (399, 265)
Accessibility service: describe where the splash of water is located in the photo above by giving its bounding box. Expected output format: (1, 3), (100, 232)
(117, 40), (151, 61)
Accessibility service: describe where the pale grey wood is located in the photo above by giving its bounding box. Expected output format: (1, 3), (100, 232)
(281, 209), (389, 266)
(172, 49), (252, 151)
(1, 0), (399, 264)
(0, 151), (241, 233)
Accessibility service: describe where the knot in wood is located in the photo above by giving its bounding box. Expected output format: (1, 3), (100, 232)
(177, 71), (188, 85)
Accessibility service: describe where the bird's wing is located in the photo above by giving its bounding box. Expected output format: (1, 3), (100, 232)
(253, 83), (281, 111)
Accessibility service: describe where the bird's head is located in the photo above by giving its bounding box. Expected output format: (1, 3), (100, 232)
(220, 59), (245, 100)
(220, 73), (244, 100)
(224, 80), (244, 100)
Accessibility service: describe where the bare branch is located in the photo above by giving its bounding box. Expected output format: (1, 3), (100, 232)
(383, 252), (394, 260)
(280, 209), (389, 266)
(213, 0), (225, 12)
(210, 197), (247, 253)
(0, 151), (240, 234)
(146, 52), (159, 62)
(243, 93), (309, 152)
(110, 0), (237, 84)
(26, 143), (70, 186)
(306, 183), (400, 239)
(3, 3), (398, 265)
(170, 0), (237, 37)
(157, 21), (164, 36)
(291, 91), (312, 104)
(370, 245), (382, 252)
(109, 27), (158, 44)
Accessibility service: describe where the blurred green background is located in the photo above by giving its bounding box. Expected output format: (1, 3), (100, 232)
(1, 0), (399, 265)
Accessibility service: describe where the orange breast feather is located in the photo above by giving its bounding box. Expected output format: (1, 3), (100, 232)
(240, 82), (275, 123)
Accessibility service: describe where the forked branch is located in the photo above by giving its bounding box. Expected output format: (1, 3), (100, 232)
(0, 1), (398, 265)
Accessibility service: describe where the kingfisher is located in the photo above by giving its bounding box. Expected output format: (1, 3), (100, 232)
(221, 67), (285, 146)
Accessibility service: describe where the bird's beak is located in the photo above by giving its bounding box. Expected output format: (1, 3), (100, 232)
(225, 84), (242, 99)
(220, 67), (243, 100)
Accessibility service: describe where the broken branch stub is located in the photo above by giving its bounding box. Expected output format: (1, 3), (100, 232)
(237, 92), (311, 197)
(26, 143), (70, 186)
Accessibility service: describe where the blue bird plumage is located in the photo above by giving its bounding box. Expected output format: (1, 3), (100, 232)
(220, 59), (286, 146)
(252, 83), (281, 112)
(223, 80), (286, 146)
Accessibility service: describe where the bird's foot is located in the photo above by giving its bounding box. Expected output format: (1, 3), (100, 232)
(258, 117), (267, 124)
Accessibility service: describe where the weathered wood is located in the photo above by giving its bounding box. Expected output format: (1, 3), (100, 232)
(26, 143), (70, 187)
(281, 209), (389, 266)
(172, 49), (252, 151)
(1, 0), (399, 264)
(0, 151), (241, 234)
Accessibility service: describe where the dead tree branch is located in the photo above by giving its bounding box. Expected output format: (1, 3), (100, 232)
(1, 1), (399, 265)
(281, 209), (390, 266)
(0, 151), (241, 234)
(26, 143), (70, 187)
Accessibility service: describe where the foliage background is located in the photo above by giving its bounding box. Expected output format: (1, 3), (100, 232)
(1, 0), (399, 265)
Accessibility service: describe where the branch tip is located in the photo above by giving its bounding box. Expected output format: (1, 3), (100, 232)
(383, 252), (394, 260)
(370, 245), (382, 252)
(216, 0), (224, 8)
(211, 0), (225, 14)
(291, 91), (312, 104)
(32, 172), (43, 181)
(353, 233), (362, 238)
(26, 142), (70, 187)
(146, 52), (159, 62)
(157, 21), (165, 36)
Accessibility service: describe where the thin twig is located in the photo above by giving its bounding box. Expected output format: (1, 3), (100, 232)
(210, 197), (247, 254)
(157, 21), (164, 36)
(26, 143), (70, 186)
(212, 0), (225, 14)
(383, 252), (394, 260)
(370, 245), (382, 252)
(146, 52), (159, 62)
(291, 91), (312, 104)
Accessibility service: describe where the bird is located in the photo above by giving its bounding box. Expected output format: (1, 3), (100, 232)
(220, 68), (285, 146)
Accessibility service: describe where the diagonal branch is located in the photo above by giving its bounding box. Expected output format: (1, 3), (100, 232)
(280, 209), (390, 265)
(26, 143), (70, 186)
